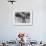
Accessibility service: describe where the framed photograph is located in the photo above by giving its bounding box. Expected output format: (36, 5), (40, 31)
(13, 9), (33, 26)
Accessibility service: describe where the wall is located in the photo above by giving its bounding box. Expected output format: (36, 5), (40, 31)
(0, 0), (46, 41)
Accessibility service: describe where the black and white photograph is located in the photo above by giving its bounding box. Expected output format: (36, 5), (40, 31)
(13, 10), (32, 26)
